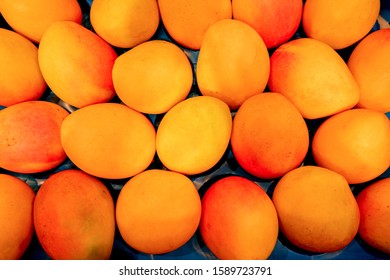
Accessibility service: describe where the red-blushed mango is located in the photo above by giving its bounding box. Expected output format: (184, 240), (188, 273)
(33, 169), (115, 260)
(38, 21), (117, 108)
(0, 174), (35, 260)
(272, 165), (360, 253)
(232, 0), (303, 49)
(268, 38), (360, 119)
(61, 103), (156, 179)
(302, 0), (380, 49)
(0, 28), (46, 107)
(90, 0), (160, 49)
(200, 176), (278, 260)
(231, 92), (309, 180)
(356, 177), (390, 254)
(0, 101), (69, 174)
(112, 40), (193, 114)
(312, 109), (390, 185)
(157, 0), (232, 50)
(348, 28), (390, 113)
(156, 96), (232, 175)
(116, 169), (201, 254)
(0, 0), (82, 43)
(196, 19), (270, 110)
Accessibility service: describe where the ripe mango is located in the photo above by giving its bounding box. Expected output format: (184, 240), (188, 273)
(0, 101), (69, 174)
(0, 174), (35, 260)
(157, 0), (232, 50)
(232, 0), (303, 49)
(61, 103), (156, 179)
(0, 0), (82, 43)
(200, 176), (278, 260)
(268, 38), (360, 119)
(38, 21), (117, 108)
(348, 28), (390, 113)
(0, 28), (46, 107)
(90, 0), (160, 49)
(196, 19), (270, 110)
(302, 0), (380, 49)
(272, 166), (360, 253)
(156, 96), (232, 175)
(33, 169), (115, 260)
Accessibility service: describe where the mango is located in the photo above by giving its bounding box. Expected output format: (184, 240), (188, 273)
(302, 0), (380, 49)
(348, 28), (390, 113)
(112, 40), (193, 114)
(157, 0), (232, 50)
(312, 109), (390, 185)
(38, 21), (117, 108)
(0, 0), (82, 43)
(272, 166), (360, 253)
(0, 28), (46, 107)
(156, 96), (232, 175)
(0, 174), (35, 260)
(116, 169), (201, 254)
(0, 101), (69, 174)
(61, 103), (156, 179)
(268, 38), (360, 119)
(90, 0), (160, 49)
(33, 169), (115, 260)
(232, 0), (303, 49)
(196, 19), (270, 110)
(356, 178), (390, 254)
(200, 176), (278, 260)
(231, 92), (309, 179)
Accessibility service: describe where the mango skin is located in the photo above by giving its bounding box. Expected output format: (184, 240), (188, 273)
(61, 103), (156, 180)
(33, 169), (116, 260)
(356, 178), (390, 255)
(0, 0), (82, 43)
(272, 166), (360, 253)
(157, 0), (232, 50)
(0, 101), (69, 174)
(200, 176), (279, 260)
(302, 0), (380, 49)
(232, 0), (303, 49)
(0, 28), (47, 107)
(0, 174), (35, 260)
(90, 0), (160, 49)
(38, 21), (118, 108)
(348, 28), (390, 113)
(268, 38), (360, 119)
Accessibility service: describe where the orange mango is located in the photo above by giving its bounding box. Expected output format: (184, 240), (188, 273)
(231, 92), (309, 179)
(272, 165), (360, 253)
(61, 103), (156, 179)
(33, 169), (115, 260)
(196, 19), (270, 110)
(116, 169), (201, 255)
(312, 109), (390, 184)
(268, 38), (360, 119)
(348, 28), (390, 113)
(0, 28), (46, 107)
(0, 0), (82, 43)
(0, 174), (35, 260)
(302, 0), (380, 49)
(38, 21), (117, 108)
(157, 0), (232, 50)
(90, 0), (160, 49)
(0, 101), (69, 174)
